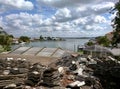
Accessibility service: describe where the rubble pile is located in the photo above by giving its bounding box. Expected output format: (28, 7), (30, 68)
(56, 55), (77, 67)
(88, 60), (120, 89)
(55, 55), (120, 89)
(25, 63), (46, 86)
(0, 57), (31, 88)
(0, 55), (120, 89)
(56, 56), (103, 89)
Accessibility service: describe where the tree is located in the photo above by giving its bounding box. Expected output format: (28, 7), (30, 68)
(111, 1), (120, 47)
(96, 36), (110, 47)
(19, 36), (30, 43)
(8, 35), (14, 38)
(0, 35), (12, 51)
(86, 41), (94, 46)
(0, 27), (13, 51)
(39, 35), (44, 41)
(47, 36), (52, 40)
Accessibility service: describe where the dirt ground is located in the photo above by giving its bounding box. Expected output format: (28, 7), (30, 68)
(0, 54), (59, 66)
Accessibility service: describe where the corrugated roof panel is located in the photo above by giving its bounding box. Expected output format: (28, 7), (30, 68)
(52, 49), (65, 57)
(10, 47), (30, 54)
(23, 47), (43, 55)
(36, 48), (57, 57)
(9, 47), (71, 58)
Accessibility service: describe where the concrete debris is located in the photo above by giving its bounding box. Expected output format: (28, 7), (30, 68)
(41, 68), (61, 87)
(0, 55), (120, 89)
(58, 67), (65, 74)
(68, 81), (85, 87)
(76, 67), (83, 76)
(4, 83), (16, 89)
(25, 63), (46, 86)
(3, 70), (10, 75)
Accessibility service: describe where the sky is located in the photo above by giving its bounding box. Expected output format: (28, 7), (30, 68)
(0, 0), (118, 37)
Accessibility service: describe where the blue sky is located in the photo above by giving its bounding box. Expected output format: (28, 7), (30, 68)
(0, 0), (118, 37)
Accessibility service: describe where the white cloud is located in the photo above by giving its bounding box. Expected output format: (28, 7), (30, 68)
(0, 0), (33, 13)
(3, 13), (44, 36)
(37, 0), (103, 8)
(5, 12), (43, 26)
(76, 7), (87, 12)
(85, 25), (93, 30)
(91, 2), (114, 14)
(74, 16), (90, 25)
(94, 15), (107, 23)
(55, 8), (71, 18)
(2, 10), (112, 37)
(47, 1), (115, 23)
(0, 17), (3, 26)
(54, 8), (72, 22)
(0, 0), (117, 37)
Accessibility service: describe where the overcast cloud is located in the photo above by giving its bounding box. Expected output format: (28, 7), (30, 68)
(0, 0), (118, 37)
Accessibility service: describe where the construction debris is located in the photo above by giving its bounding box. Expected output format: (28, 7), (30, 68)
(0, 55), (120, 89)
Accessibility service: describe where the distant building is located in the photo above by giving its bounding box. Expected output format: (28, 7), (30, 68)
(12, 38), (19, 44)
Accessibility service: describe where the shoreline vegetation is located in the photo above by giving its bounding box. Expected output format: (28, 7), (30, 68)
(12, 35), (94, 44)
(12, 36), (66, 45)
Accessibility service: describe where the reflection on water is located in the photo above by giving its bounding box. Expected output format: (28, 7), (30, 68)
(11, 39), (90, 51)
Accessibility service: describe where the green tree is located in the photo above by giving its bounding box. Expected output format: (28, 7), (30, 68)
(111, 1), (120, 47)
(8, 35), (14, 38)
(39, 35), (44, 41)
(47, 36), (52, 40)
(87, 41), (94, 46)
(0, 35), (12, 51)
(19, 36), (30, 43)
(96, 36), (110, 47)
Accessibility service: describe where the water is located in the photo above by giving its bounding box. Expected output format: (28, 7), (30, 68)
(12, 38), (90, 51)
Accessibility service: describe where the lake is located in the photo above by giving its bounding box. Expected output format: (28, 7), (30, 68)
(12, 38), (90, 51)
